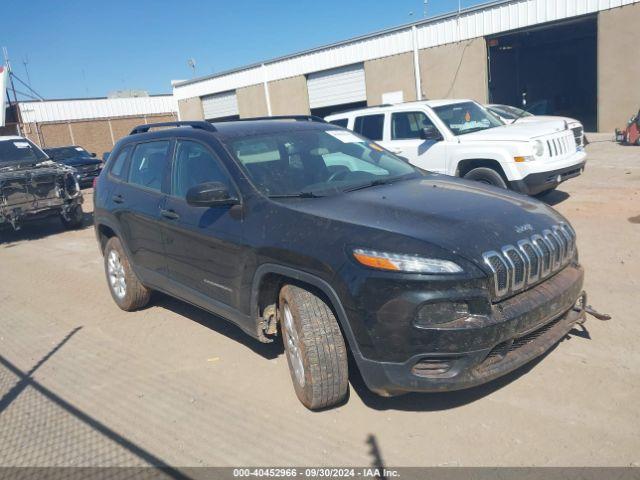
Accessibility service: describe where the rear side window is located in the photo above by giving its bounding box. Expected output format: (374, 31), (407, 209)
(354, 114), (384, 141)
(109, 146), (132, 179)
(391, 112), (435, 140)
(329, 118), (348, 128)
(171, 140), (231, 199)
(128, 141), (171, 192)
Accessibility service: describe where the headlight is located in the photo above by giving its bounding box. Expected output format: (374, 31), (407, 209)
(352, 248), (463, 274)
(532, 140), (545, 156)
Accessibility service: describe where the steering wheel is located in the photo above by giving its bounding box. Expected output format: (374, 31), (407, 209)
(327, 169), (350, 182)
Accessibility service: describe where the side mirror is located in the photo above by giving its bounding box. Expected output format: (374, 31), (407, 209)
(421, 126), (443, 142)
(91, 152), (97, 157)
(186, 181), (238, 207)
(103, 152), (110, 161)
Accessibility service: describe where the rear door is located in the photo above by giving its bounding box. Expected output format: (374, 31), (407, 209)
(379, 111), (447, 173)
(161, 138), (244, 306)
(111, 140), (171, 277)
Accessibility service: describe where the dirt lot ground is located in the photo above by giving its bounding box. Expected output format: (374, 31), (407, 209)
(0, 138), (638, 468)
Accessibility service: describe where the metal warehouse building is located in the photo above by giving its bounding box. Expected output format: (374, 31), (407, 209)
(2, 95), (177, 156)
(173, 0), (640, 133)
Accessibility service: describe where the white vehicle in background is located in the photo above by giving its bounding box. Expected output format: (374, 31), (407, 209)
(326, 100), (587, 196)
(486, 103), (586, 148)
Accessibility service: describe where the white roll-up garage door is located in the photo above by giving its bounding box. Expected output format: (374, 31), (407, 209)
(201, 90), (238, 120)
(307, 63), (366, 109)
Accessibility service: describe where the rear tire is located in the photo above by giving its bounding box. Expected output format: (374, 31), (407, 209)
(61, 204), (84, 229)
(463, 167), (508, 189)
(104, 236), (151, 311)
(279, 285), (348, 410)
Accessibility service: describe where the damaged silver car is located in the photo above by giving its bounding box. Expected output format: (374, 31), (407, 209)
(0, 136), (84, 231)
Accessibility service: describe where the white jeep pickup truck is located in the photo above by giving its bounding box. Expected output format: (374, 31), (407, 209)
(325, 99), (587, 196)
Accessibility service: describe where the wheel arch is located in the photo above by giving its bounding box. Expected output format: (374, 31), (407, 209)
(250, 264), (362, 357)
(455, 158), (509, 183)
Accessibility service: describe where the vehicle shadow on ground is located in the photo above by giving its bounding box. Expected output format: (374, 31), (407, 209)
(539, 189), (570, 206)
(153, 293), (284, 360)
(0, 211), (94, 246)
(349, 329), (590, 412)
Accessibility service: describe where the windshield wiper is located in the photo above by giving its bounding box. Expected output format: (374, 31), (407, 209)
(343, 178), (395, 193)
(268, 191), (324, 199)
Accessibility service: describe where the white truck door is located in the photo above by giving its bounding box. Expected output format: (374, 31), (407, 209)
(379, 111), (448, 173)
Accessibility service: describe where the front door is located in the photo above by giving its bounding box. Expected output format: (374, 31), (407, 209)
(161, 139), (244, 306)
(380, 111), (447, 173)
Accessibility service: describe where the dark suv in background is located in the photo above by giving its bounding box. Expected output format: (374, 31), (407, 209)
(94, 119), (588, 409)
(44, 145), (103, 187)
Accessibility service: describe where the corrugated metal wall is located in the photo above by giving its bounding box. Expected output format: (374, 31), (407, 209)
(18, 96), (177, 123)
(173, 0), (640, 100)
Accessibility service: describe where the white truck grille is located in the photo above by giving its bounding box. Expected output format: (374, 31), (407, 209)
(544, 131), (577, 158)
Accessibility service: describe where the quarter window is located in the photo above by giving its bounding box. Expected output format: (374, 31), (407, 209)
(128, 141), (170, 192)
(354, 114), (384, 141)
(109, 146), (132, 179)
(329, 118), (348, 128)
(391, 112), (436, 140)
(171, 140), (231, 199)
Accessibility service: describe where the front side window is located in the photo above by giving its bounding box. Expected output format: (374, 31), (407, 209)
(128, 141), (170, 192)
(433, 102), (503, 136)
(225, 128), (417, 197)
(171, 140), (231, 198)
(391, 112), (436, 140)
(353, 114), (384, 141)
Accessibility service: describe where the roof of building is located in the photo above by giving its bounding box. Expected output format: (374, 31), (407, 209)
(173, 0), (639, 100)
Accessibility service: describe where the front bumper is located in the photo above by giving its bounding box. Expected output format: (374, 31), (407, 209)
(75, 168), (102, 186)
(353, 264), (584, 396)
(511, 160), (586, 195)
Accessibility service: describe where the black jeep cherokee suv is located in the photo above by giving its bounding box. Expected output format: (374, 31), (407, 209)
(94, 119), (587, 409)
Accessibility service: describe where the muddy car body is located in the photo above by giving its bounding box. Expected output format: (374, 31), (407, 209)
(94, 120), (588, 409)
(0, 136), (84, 230)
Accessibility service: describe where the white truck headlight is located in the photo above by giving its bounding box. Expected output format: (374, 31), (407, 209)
(353, 248), (463, 274)
(532, 140), (545, 157)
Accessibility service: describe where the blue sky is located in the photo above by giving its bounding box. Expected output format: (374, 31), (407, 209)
(4, 0), (489, 99)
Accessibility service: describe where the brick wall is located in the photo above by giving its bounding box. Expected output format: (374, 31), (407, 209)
(20, 113), (176, 157)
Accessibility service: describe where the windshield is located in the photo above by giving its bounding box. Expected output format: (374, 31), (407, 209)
(45, 146), (92, 160)
(433, 101), (503, 136)
(0, 139), (49, 165)
(226, 128), (418, 197)
(489, 105), (533, 120)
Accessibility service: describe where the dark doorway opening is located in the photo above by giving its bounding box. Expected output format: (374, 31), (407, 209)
(488, 16), (597, 131)
(310, 101), (368, 119)
(207, 114), (240, 122)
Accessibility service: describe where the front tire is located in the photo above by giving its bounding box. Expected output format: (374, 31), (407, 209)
(61, 204), (84, 229)
(279, 285), (348, 410)
(463, 167), (508, 189)
(104, 237), (151, 311)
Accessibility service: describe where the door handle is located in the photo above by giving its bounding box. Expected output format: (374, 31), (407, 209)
(112, 194), (124, 204)
(160, 209), (180, 220)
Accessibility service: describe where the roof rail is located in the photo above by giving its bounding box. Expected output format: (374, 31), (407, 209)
(229, 115), (327, 123)
(129, 121), (216, 135)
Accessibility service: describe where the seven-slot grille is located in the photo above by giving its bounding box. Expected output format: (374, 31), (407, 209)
(545, 132), (576, 158)
(482, 224), (576, 299)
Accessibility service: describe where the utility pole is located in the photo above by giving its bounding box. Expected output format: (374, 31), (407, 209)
(3, 47), (23, 135)
(423, 0), (428, 18)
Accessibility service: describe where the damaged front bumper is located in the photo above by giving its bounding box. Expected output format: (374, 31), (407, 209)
(0, 164), (83, 230)
(354, 264), (588, 396)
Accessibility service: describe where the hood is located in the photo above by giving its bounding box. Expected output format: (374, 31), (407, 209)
(458, 121), (568, 142)
(278, 176), (567, 272)
(515, 115), (581, 127)
(59, 156), (101, 167)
